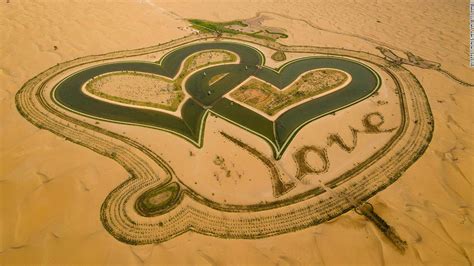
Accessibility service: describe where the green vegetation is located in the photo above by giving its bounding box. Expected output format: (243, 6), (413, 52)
(208, 73), (229, 86)
(293, 146), (329, 179)
(264, 30), (288, 39)
(179, 50), (236, 77)
(230, 69), (349, 116)
(271, 50), (286, 62)
(189, 19), (247, 33)
(135, 182), (181, 216)
(189, 19), (277, 41)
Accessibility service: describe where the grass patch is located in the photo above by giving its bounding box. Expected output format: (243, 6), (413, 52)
(135, 183), (181, 216)
(188, 19), (277, 41)
(189, 19), (243, 34)
(271, 51), (286, 62)
(208, 73), (229, 86)
(264, 30), (288, 39)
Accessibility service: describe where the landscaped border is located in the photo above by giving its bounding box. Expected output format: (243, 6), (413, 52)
(15, 32), (433, 245)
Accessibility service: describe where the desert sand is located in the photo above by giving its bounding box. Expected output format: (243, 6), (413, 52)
(1, 0), (473, 265)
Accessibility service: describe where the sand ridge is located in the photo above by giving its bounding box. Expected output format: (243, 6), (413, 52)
(1, 0), (472, 264)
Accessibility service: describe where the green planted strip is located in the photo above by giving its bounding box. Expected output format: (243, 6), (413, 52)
(189, 19), (278, 41)
(135, 182), (181, 217)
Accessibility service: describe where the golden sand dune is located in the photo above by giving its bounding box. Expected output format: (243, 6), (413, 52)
(1, 0), (472, 265)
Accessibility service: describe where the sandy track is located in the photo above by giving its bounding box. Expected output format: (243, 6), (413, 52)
(2, 1), (472, 264)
